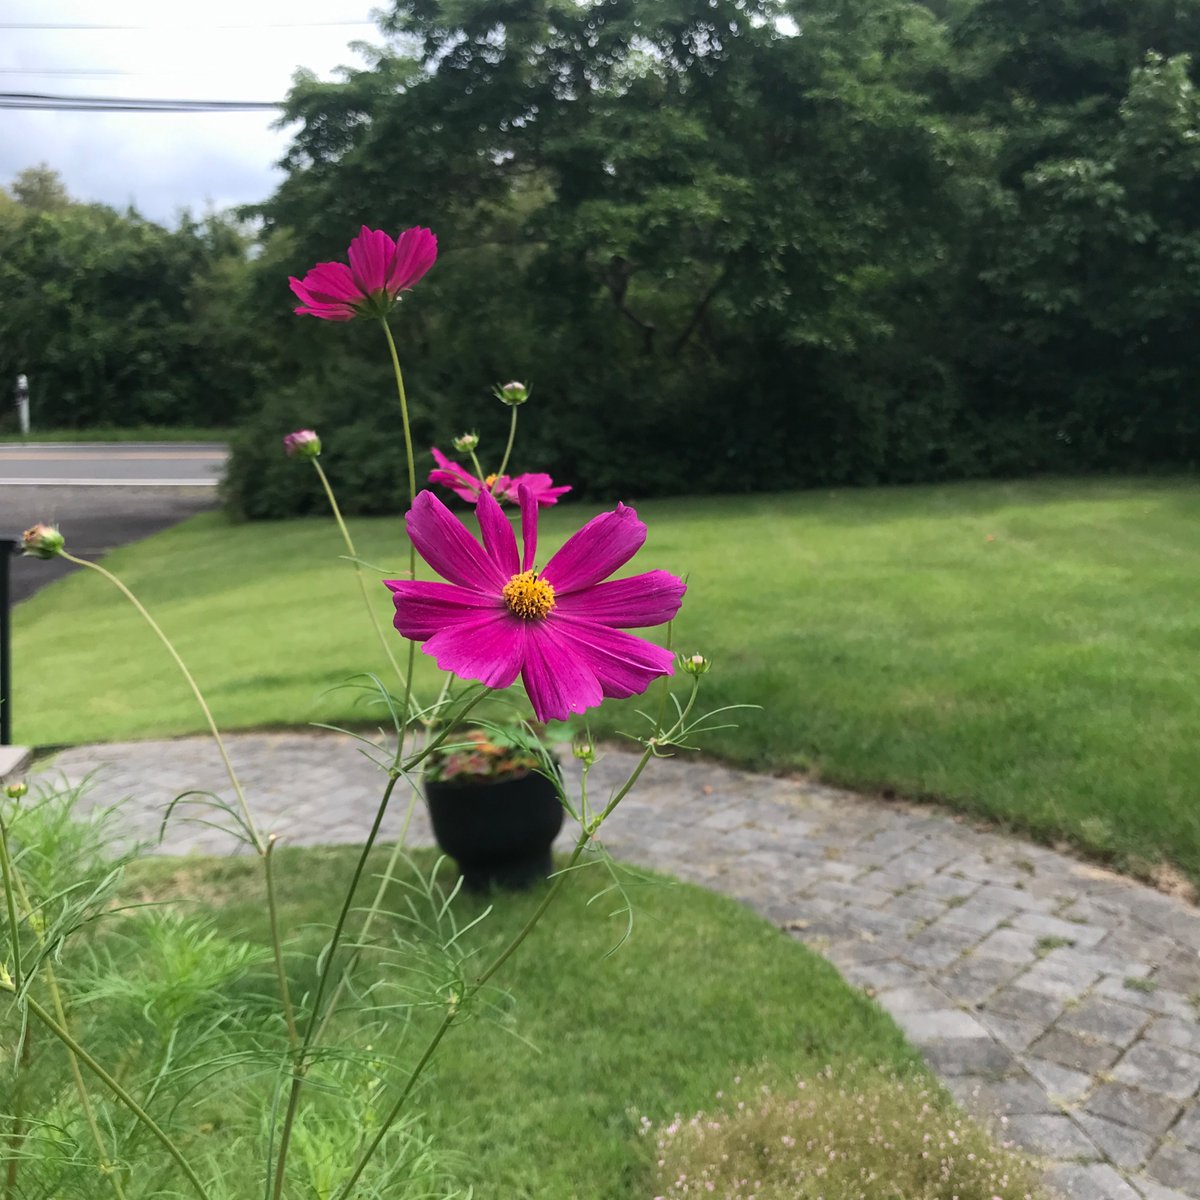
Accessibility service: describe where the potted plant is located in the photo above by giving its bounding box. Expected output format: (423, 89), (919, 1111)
(422, 725), (564, 892)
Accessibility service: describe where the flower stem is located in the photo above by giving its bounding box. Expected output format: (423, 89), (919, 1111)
(494, 405), (519, 481)
(264, 838), (299, 1048)
(270, 688), (488, 1199)
(379, 318), (419, 731)
(380, 318), (418, 512)
(56, 552), (297, 1079)
(4, 1018), (31, 1200)
(10, 991), (210, 1200)
(335, 739), (658, 1199)
(59, 552), (264, 854)
(5, 852), (128, 1199)
(467, 448), (487, 486)
(310, 459), (407, 691)
(0, 813), (23, 990)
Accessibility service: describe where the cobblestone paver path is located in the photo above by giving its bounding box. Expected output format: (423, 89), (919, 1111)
(40, 733), (1200, 1200)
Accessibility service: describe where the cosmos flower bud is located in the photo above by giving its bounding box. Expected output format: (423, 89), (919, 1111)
(494, 380), (530, 407)
(679, 653), (711, 676)
(283, 429), (321, 459)
(572, 739), (597, 765)
(21, 523), (64, 559)
(4, 781), (28, 800)
(452, 432), (480, 453)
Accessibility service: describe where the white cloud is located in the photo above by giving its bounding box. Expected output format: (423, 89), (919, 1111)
(0, 0), (379, 222)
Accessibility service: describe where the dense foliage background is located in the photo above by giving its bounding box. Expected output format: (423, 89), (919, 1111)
(4, 0), (1200, 515)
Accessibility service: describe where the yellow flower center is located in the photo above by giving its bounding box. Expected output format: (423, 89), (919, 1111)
(502, 570), (556, 620)
(484, 473), (498, 488)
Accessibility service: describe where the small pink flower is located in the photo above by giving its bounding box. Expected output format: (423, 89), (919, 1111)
(385, 487), (685, 722)
(428, 447), (570, 507)
(289, 225), (437, 321)
(283, 429), (321, 458)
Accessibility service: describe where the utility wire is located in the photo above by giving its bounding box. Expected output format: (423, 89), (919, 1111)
(0, 20), (375, 30)
(0, 92), (280, 112)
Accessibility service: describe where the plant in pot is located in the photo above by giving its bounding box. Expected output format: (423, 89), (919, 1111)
(422, 722), (565, 892)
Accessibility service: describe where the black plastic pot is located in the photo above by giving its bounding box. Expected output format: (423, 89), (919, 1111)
(424, 770), (564, 893)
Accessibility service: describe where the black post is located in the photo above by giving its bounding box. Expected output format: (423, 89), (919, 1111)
(0, 538), (15, 745)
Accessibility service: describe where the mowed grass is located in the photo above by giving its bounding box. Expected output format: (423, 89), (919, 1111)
(0, 425), (230, 442)
(13, 475), (1200, 882)
(128, 846), (926, 1199)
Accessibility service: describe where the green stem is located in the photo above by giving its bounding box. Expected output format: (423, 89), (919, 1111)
(13, 992), (209, 1200)
(494, 405), (519, 481)
(380, 319), (418, 511)
(4, 1018), (31, 1200)
(6, 857), (127, 1199)
(311, 459), (407, 691)
(467, 448), (487, 486)
(59, 552), (264, 855)
(379, 319), (419, 733)
(264, 839), (299, 1049)
(270, 688), (488, 1197)
(335, 739), (659, 1199)
(0, 813), (22, 990)
(311, 779), (421, 1050)
(58, 551), (298, 1063)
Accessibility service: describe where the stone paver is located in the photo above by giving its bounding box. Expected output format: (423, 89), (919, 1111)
(33, 734), (1200, 1200)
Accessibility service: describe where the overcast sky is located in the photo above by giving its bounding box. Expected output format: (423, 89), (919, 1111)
(0, 0), (381, 223)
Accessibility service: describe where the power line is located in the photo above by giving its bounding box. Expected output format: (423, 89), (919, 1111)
(0, 20), (375, 30)
(0, 91), (280, 112)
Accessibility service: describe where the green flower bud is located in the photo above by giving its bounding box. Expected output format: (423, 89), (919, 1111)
(452, 431), (480, 453)
(4, 781), (28, 800)
(21, 523), (64, 559)
(571, 738), (597, 765)
(679, 653), (711, 676)
(494, 380), (530, 407)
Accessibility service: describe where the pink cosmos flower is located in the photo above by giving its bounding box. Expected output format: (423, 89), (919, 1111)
(385, 486), (685, 722)
(429, 447), (571, 506)
(289, 225), (437, 321)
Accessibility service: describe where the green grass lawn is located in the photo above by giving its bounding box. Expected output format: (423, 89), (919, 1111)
(124, 846), (931, 1198)
(0, 425), (230, 442)
(13, 475), (1200, 883)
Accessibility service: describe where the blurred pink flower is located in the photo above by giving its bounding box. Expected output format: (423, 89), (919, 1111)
(428, 447), (570, 506)
(385, 486), (684, 722)
(289, 225), (437, 321)
(283, 429), (321, 458)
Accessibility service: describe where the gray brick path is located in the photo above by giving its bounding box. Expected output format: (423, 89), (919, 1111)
(35, 733), (1200, 1200)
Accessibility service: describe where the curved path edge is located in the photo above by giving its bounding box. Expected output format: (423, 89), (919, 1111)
(36, 733), (1200, 1200)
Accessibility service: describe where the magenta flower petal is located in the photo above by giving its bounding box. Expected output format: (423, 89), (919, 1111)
(554, 570), (686, 628)
(520, 623), (605, 721)
(388, 489), (683, 722)
(552, 617), (677, 699)
(423, 614), (525, 688)
(347, 226), (393, 294)
(389, 226), (438, 291)
(475, 488), (520, 576)
(509, 473), (572, 505)
(406, 491), (508, 592)
(541, 503), (646, 593)
(385, 579), (503, 640)
(291, 226), (437, 321)
(518, 484), (538, 572)
(429, 447), (484, 503)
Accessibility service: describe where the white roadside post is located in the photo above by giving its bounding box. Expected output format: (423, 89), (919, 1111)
(14, 375), (29, 435)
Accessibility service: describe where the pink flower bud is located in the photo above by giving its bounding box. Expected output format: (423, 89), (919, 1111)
(283, 429), (321, 459)
(21, 523), (64, 559)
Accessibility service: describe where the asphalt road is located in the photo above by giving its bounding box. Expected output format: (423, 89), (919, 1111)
(0, 442), (225, 486)
(1, 444), (227, 604)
